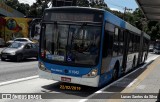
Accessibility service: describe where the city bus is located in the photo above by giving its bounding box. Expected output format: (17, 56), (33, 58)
(38, 7), (150, 87)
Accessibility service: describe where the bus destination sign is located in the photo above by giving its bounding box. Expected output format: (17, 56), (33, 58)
(44, 12), (102, 22)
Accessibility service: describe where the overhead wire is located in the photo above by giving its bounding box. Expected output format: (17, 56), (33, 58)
(105, 0), (125, 9)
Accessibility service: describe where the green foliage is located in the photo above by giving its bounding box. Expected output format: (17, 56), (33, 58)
(111, 8), (160, 41)
(4, 0), (160, 40)
(77, 0), (89, 7)
(5, 0), (29, 15)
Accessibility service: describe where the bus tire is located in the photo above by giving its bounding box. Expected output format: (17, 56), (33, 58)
(112, 63), (119, 81)
(132, 57), (136, 69)
(143, 54), (147, 63)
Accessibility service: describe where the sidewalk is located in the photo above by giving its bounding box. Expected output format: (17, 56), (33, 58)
(122, 56), (160, 102)
(85, 54), (160, 102)
(110, 56), (160, 102)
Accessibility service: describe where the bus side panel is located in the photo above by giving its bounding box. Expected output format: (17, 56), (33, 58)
(99, 56), (123, 87)
(125, 53), (138, 72)
(41, 61), (92, 77)
(39, 60), (101, 87)
(99, 12), (125, 87)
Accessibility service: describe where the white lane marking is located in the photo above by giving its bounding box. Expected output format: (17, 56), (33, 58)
(127, 79), (137, 87)
(79, 68), (140, 102)
(141, 55), (159, 69)
(79, 55), (159, 102)
(95, 90), (102, 93)
(0, 76), (39, 86)
(136, 85), (146, 89)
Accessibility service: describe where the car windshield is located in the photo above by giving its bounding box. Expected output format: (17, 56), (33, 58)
(155, 43), (160, 48)
(149, 45), (153, 48)
(9, 42), (24, 48)
(41, 23), (101, 66)
(14, 39), (28, 42)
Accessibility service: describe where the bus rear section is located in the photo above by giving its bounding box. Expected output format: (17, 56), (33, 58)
(38, 7), (105, 87)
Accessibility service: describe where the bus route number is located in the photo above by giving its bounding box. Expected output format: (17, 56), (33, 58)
(69, 70), (79, 75)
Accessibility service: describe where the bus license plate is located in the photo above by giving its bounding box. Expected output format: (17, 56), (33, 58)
(61, 77), (71, 82)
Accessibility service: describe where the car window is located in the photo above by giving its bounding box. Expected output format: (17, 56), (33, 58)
(155, 43), (160, 47)
(15, 39), (27, 41)
(31, 43), (37, 48)
(9, 42), (23, 48)
(25, 43), (32, 49)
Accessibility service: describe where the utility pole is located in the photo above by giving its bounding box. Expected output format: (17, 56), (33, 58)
(123, 7), (132, 20)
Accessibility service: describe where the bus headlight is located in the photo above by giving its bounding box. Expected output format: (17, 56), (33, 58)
(38, 61), (45, 70)
(38, 61), (51, 73)
(91, 69), (98, 76)
(82, 69), (98, 78)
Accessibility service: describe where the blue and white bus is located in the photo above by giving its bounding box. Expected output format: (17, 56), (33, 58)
(38, 7), (150, 87)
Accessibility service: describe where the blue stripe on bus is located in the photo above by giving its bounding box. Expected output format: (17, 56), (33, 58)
(42, 61), (101, 77)
(99, 69), (113, 86)
(104, 11), (125, 29)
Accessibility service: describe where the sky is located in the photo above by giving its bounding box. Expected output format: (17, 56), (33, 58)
(104, 0), (139, 12)
(18, 0), (139, 12)
(18, 0), (36, 6)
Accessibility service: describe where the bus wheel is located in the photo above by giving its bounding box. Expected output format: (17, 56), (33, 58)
(112, 66), (118, 81)
(143, 54), (147, 63)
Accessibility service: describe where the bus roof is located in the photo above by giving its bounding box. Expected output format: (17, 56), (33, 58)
(143, 32), (151, 40)
(104, 11), (142, 35)
(45, 6), (105, 13)
(45, 6), (149, 37)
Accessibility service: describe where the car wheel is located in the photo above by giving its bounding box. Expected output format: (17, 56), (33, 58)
(1, 57), (5, 61)
(36, 56), (38, 60)
(16, 54), (23, 62)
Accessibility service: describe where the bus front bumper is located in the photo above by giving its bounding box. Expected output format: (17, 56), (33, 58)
(39, 70), (100, 87)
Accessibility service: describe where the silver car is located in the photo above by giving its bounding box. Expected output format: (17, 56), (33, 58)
(6, 38), (33, 46)
(1, 42), (38, 62)
(154, 44), (160, 54)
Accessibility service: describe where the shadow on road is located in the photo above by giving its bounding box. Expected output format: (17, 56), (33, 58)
(157, 89), (160, 102)
(0, 58), (37, 63)
(41, 81), (101, 98)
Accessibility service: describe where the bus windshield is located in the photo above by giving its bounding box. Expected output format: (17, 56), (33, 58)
(41, 23), (101, 66)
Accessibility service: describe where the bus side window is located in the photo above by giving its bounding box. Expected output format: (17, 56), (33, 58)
(103, 22), (114, 58)
(103, 31), (113, 58)
(118, 29), (124, 55)
(113, 28), (119, 56)
(128, 32), (133, 54)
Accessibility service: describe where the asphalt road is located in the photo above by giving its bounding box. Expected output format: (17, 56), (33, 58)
(0, 52), (157, 83)
(0, 53), (159, 102)
(0, 58), (38, 83)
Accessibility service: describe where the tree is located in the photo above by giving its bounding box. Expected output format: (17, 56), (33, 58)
(28, 0), (51, 18)
(90, 0), (107, 8)
(5, 0), (30, 15)
(77, 0), (89, 7)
